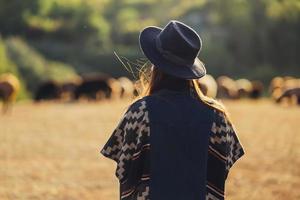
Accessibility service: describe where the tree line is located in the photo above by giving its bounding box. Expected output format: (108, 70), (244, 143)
(0, 0), (299, 98)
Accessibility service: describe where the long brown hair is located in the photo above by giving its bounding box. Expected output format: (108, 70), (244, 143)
(136, 63), (228, 115)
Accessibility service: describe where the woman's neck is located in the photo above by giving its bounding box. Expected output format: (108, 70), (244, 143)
(152, 75), (190, 94)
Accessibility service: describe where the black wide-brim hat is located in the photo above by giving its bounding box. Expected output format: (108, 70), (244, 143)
(139, 20), (206, 80)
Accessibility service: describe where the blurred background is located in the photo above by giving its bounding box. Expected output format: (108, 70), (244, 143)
(0, 0), (300, 99)
(0, 0), (300, 200)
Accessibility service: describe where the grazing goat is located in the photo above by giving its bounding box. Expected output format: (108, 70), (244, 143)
(0, 73), (20, 113)
(197, 74), (218, 98)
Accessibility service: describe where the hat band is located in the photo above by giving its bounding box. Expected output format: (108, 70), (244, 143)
(155, 37), (194, 66)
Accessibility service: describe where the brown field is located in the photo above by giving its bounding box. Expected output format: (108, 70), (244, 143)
(0, 100), (300, 200)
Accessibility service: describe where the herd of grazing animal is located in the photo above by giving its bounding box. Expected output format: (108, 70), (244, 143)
(1, 72), (300, 114)
(198, 75), (264, 100)
(34, 74), (136, 102)
(269, 76), (300, 105)
(0, 73), (20, 113)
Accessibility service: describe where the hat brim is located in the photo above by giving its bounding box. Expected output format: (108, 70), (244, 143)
(139, 26), (206, 80)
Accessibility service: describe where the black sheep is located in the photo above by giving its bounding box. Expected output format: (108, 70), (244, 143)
(34, 81), (62, 102)
(74, 76), (112, 100)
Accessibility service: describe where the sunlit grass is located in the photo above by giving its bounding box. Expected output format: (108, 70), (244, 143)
(0, 100), (299, 199)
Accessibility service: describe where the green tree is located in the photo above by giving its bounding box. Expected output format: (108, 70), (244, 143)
(0, 0), (39, 35)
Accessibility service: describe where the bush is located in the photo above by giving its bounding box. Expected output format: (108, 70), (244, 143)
(28, 38), (144, 78)
(0, 36), (18, 74)
(0, 36), (30, 99)
(4, 37), (78, 95)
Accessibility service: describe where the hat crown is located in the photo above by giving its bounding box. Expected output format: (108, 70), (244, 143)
(139, 20), (206, 79)
(156, 21), (202, 65)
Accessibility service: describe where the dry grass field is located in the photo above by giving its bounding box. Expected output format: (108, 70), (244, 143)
(0, 100), (299, 200)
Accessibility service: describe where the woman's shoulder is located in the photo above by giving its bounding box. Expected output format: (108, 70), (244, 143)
(209, 106), (235, 136)
(126, 94), (164, 113)
(121, 97), (151, 126)
(126, 97), (149, 114)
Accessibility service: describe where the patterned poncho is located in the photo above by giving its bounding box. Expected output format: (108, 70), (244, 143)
(101, 89), (244, 200)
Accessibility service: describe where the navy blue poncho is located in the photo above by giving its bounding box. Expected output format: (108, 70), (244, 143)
(101, 89), (244, 200)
